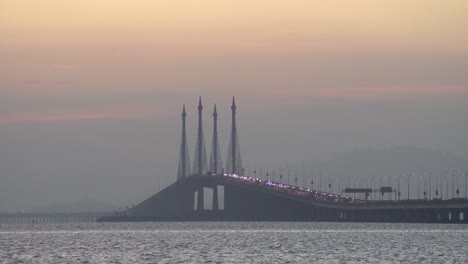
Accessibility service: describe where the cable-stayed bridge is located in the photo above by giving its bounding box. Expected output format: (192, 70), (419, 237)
(100, 97), (468, 223)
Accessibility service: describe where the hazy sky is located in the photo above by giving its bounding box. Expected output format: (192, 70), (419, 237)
(1, 1), (468, 211)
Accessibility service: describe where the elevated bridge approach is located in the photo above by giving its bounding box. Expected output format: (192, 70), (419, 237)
(99, 174), (468, 223)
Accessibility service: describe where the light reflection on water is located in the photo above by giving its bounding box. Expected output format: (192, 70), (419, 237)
(1, 222), (467, 263)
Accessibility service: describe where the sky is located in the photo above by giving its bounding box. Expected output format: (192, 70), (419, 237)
(1, 1), (468, 212)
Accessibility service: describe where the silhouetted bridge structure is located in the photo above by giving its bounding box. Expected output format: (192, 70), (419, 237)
(98, 97), (468, 223)
(99, 174), (468, 223)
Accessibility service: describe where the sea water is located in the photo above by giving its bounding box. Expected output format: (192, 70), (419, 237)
(1, 222), (467, 263)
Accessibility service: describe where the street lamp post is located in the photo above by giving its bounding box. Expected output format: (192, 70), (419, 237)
(428, 173), (432, 200)
(319, 170), (322, 192)
(351, 177), (357, 199)
(451, 169), (461, 199)
(465, 169), (468, 199)
(423, 178), (427, 200)
(440, 174), (443, 199)
(418, 176), (421, 200)
(407, 173), (410, 200)
(452, 170), (455, 199)
(398, 174), (402, 201)
(337, 177), (341, 196)
(445, 173), (447, 199)
(423, 173), (427, 200)
(446, 173), (449, 199)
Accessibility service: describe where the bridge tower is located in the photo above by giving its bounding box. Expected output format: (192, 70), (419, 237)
(209, 104), (223, 175)
(193, 96), (208, 176)
(226, 96), (242, 175)
(177, 104), (190, 181)
(193, 97), (208, 210)
(210, 104), (222, 210)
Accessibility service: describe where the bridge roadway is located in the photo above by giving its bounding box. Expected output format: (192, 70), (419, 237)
(100, 174), (468, 223)
(206, 174), (468, 210)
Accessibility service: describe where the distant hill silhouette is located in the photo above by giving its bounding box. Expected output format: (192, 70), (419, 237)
(310, 147), (468, 196)
(322, 147), (467, 179)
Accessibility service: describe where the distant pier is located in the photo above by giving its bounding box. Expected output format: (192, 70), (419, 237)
(0, 212), (114, 224)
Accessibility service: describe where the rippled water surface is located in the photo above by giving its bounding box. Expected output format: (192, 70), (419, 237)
(1, 222), (467, 263)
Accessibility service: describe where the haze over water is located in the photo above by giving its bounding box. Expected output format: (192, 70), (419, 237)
(2, 1), (468, 212)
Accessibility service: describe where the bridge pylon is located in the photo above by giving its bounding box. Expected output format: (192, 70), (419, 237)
(177, 104), (190, 180)
(210, 104), (222, 210)
(209, 104), (223, 175)
(193, 97), (208, 210)
(226, 96), (242, 175)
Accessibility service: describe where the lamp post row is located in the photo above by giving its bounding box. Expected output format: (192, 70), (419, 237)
(236, 167), (468, 201)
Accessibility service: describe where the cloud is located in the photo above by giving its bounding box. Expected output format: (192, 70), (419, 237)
(0, 107), (173, 125)
(269, 85), (468, 99)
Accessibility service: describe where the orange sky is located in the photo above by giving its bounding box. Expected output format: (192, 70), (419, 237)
(1, 0), (468, 123)
(2, 1), (468, 212)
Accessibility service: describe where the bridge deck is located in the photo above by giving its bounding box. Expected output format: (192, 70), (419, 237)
(201, 174), (468, 210)
(100, 174), (468, 223)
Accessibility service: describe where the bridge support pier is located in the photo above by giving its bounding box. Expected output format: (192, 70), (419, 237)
(197, 188), (204, 210)
(223, 184), (317, 220)
(438, 209), (449, 223)
(450, 209), (461, 223)
(427, 209), (438, 223)
(213, 185), (219, 210)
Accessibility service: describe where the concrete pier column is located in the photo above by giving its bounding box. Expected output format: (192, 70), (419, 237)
(213, 186), (219, 210)
(462, 209), (468, 223)
(438, 209), (449, 223)
(197, 188), (204, 210)
(451, 209), (461, 223)
(428, 209), (438, 223)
